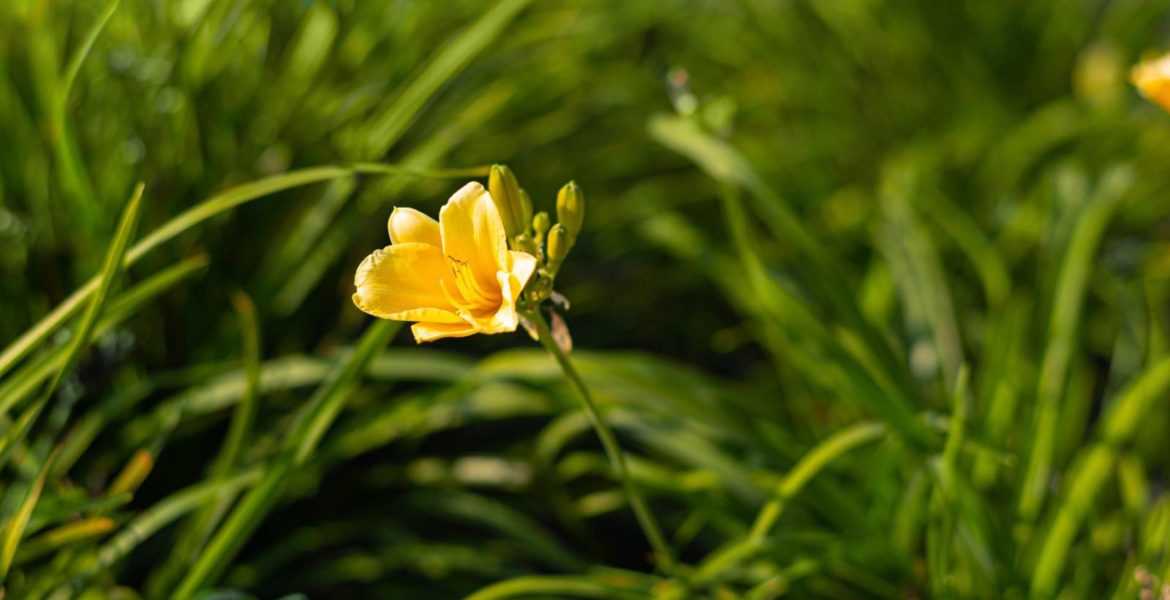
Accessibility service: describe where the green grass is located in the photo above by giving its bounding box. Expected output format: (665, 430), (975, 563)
(3, 0), (1170, 598)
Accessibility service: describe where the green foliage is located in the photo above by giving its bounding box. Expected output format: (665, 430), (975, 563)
(3, 0), (1170, 598)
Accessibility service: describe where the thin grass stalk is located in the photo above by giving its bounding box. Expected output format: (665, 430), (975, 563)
(466, 574), (652, 600)
(0, 255), (209, 418)
(526, 309), (678, 576)
(1018, 166), (1132, 527)
(0, 184), (144, 466)
(0, 164), (488, 382)
(171, 320), (400, 598)
(1030, 356), (1170, 598)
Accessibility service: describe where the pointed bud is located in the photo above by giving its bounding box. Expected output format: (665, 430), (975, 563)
(532, 211), (550, 242)
(547, 223), (570, 269)
(519, 189), (534, 232)
(556, 181), (584, 242)
(489, 164), (525, 237)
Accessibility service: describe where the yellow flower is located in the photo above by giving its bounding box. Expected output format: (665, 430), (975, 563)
(1132, 52), (1170, 112)
(352, 182), (538, 343)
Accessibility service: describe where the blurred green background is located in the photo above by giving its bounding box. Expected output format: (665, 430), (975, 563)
(4, 0), (1170, 598)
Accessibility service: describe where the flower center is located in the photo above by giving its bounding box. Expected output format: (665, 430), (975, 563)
(444, 257), (501, 314)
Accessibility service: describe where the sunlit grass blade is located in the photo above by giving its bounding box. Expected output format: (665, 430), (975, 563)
(466, 574), (654, 600)
(146, 290), (263, 595)
(971, 299), (1028, 489)
(11, 517), (114, 566)
(60, 469), (263, 591)
(526, 310), (679, 574)
(689, 422), (887, 586)
(48, 0), (119, 233)
(0, 451), (55, 581)
(751, 421), (890, 540)
(212, 291), (262, 478)
(0, 166), (334, 379)
(59, 1), (120, 97)
(650, 114), (931, 446)
(878, 161), (964, 389)
(408, 490), (584, 572)
(288, 321), (403, 464)
(0, 183), (144, 464)
(359, 0), (534, 157)
(915, 192), (1011, 308)
(713, 184), (926, 444)
(0, 163), (482, 381)
(1031, 356), (1170, 598)
(1018, 165), (1134, 526)
(0, 254), (209, 418)
(172, 320), (401, 598)
(107, 449), (155, 497)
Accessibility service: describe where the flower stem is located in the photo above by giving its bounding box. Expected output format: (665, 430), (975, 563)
(526, 309), (678, 575)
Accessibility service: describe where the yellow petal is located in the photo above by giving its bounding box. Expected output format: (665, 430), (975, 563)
(439, 182), (508, 294)
(508, 250), (538, 290)
(388, 207), (441, 246)
(411, 321), (479, 343)
(470, 251), (538, 334)
(352, 242), (463, 323)
(1133, 53), (1170, 113)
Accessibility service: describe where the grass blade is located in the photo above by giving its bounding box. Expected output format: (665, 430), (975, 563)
(171, 320), (400, 598)
(690, 422), (887, 586)
(1031, 357), (1170, 597)
(88, 470), (262, 574)
(146, 291), (264, 595)
(48, 0), (120, 233)
(466, 575), (653, 600)
(0, 163), (482, 381)
(0, 451), (56, 580)
(0, 255), (209, 418)
(212, 291), (262, 478)
(1018, 166), (1133, 525)
(0, 183), (144, 463)
(359, 0), (534, 157)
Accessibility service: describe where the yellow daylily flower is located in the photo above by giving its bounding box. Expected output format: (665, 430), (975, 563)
(352, 182), (538, 343)
(1132, 52), (1170, 112)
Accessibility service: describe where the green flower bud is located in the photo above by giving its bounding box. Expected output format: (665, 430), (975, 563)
(532, 211), (550, 242)
(533, 208), (549, 231)
(518, 189), (534, 233)
(547, 223), (570, 269)
(556, 181), (584, 242)
(489, 164), (525, 237)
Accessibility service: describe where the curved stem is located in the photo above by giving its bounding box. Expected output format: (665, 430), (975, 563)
(526, 310), (678, 575)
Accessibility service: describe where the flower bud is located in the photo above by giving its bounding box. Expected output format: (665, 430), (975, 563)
(532, 211), (550, 242)
(519, 189), (534, 232)
(547, 223), (570, 268)
(556, 181), (584, 242)
(489, 164), (526, 237)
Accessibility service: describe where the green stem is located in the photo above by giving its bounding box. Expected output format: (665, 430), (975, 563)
(526, 309), (678, 575)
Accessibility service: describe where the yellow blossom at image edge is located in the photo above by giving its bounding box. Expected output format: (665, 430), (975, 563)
(1133, 52), (1170, 112)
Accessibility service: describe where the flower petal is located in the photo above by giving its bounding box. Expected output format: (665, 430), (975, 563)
(508, 250), (538, 292)
(388, 207), (441, 247)
(411, 321), (479, 343)
(439, 182), (508, 295)
(1134, 54), (1170, 113)
(352, 242), (463, 323)
(472, 251), (538, 334)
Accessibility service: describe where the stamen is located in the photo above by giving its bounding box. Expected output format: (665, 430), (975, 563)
(448, 257), (500, 310)
(440, 280), (481, 323)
